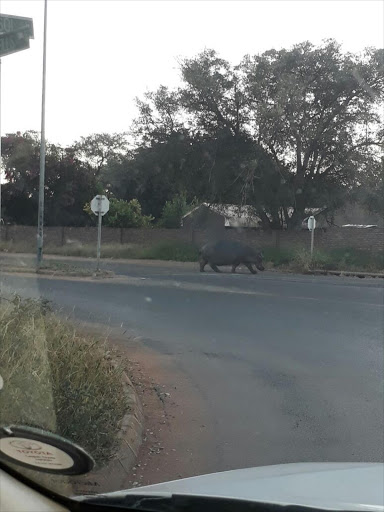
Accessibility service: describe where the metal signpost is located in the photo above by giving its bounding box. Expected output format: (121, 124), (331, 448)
(36, 1), (48, 269)
(0, 13), (34, 239)
(308, 215), (316, 257)
(90, 195), (110, 271)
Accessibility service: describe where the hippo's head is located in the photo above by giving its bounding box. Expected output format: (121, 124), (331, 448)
(255, 251), (265, 271)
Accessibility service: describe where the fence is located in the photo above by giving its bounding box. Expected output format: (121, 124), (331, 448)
(1, 225), (383, 253)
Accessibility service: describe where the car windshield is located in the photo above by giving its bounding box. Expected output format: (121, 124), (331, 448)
(0, 0), (383, 507)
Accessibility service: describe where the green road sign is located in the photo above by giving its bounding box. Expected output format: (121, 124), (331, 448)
(0, 14), (34, 57)
(0, 14), (34, 38)
(0, 30), (30, 57)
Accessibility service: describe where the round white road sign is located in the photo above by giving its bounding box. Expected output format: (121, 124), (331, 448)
(90, 195), (110, 216)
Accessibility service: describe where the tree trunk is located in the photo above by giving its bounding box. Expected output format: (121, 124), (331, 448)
(257, 209), (272, 231)
(287, 198), (306, 229)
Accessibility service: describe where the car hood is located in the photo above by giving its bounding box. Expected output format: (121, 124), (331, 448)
(115, 463), (384, 511)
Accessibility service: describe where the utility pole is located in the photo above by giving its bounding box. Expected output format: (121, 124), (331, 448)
(0, 57), (2, 236)
(37, 0), (48, 268)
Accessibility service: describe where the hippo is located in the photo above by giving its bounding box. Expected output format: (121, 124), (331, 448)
(199, 240), (265, 274)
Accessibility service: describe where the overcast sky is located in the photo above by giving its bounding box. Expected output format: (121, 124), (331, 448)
(1, 0), (383, 146)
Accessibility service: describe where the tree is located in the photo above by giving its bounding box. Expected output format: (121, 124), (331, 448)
(101, 132), (199, 219)
(131, 51), (285, 227)
(158, 192), (199, 228)
(356, 157), (384, 216)
(73, 132), (129, 176)
(1, 131), (97, 226)
(128, 50), (291, 228)
(240, 40), (384, 227)
(133, 86), (186, 145)
(180, 49), (248, 138)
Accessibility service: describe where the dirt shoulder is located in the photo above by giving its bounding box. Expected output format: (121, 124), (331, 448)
(80, 323), (216, 490)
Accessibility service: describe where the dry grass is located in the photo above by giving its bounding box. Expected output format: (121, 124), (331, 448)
(0, 240), (199, 262)
(0, 297), (128, 465)
(1, 240), (383, 272)
(47, 241), (199, 261)
(140, 241), (199, 261)
(48, 243), (142, 259)
(263, 247), (384, 273)
(287, 248), (384, 273)
(0, 240), (35, 253)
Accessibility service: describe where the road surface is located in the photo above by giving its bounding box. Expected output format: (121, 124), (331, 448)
(1, 257), (383, 476)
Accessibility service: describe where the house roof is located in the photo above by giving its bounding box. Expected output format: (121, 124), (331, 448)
(182, 203), (260, 227)
(341, 224), (378, 228)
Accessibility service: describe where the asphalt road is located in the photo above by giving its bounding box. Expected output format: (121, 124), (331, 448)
(1, 257), (383, 473)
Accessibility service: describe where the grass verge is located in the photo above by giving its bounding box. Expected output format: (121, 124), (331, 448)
(47, 241), (199, 262)
(140, 241), (199, 262)
(1, 240), (383, 273)
(0, 240), (199, 262)
(264, 247), (384, 273)
(47, 243), (142, 259)
(0, 296), (128, 465)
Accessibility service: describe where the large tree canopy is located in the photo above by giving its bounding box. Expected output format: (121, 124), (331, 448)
(240, 41), (384, 226)
(127, 41), (383, 228)
(2, 41), (383, 229)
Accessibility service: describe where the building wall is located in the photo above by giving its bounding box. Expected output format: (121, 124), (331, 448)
(182, 205), (225, 231)
(1, 225), (383, 253)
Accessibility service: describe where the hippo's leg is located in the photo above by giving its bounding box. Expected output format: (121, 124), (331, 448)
(231, 263), (239, 273)
(199, 257), (208, 272)
(244, 262), (257, 274)
(209, 263), (221, 273)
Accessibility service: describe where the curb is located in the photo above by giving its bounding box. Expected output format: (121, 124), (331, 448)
(0, 267), (115, 281)
(71, 370), (144, 495)
(309, 269), (384, 279)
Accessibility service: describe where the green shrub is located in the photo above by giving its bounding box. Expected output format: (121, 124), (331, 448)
(84, 198), (153, 228)
(262, 247), (295, 267)
(290, 248), (334, 272)
(158, 193), (199, 228)
(327, 248), (384, 271)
